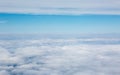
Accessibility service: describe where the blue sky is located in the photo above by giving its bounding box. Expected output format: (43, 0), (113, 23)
(0, 13), (120, 34)
(0, 0), (120, 34)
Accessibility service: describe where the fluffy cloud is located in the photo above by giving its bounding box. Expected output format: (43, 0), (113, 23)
(0, 36), (120, 75)
(0, 0), (120, 15)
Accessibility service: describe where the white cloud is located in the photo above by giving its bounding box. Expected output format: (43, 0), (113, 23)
(0, 0), (120, 15)
(0, 70), (9, 75)
(0, 36), (120, 75)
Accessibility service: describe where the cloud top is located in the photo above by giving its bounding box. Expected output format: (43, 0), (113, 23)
(0, 36), (120, 75)
(0, 0), (120, 15)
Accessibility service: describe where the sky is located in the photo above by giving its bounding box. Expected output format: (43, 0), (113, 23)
(0, 0), (120, 34)
(0, 1), (120, 75)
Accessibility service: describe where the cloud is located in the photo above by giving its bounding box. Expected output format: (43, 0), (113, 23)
(0, 70), (9, 75)
(0, 36), (120, 75)
(0, 0), (120, 15)
(0, 20), (7, 24)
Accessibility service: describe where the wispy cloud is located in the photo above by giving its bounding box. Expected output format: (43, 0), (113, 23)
(0, 0), (120, 15)
(0, 20), (7, 24)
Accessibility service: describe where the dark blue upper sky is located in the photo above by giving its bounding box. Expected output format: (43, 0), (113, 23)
(0, 13), (120, 34)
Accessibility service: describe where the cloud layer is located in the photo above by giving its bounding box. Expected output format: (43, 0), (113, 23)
(0, 0), (120, 15)
(0, 36), (120, 75)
